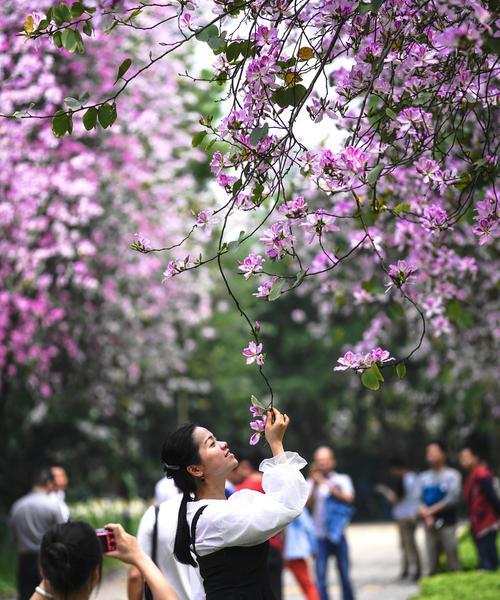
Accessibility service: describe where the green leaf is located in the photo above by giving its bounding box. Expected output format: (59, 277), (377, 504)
(371, 362), (385, 382)
(249, 123), (269, 146)
(97, 103), (114, 128)
(51, 110), (70, 138)
(61, 28), (77, 53)
(70, 2), (85, 17)
(37, 19), (49, 31)
(74, 30), (85, 53)
(59, 3), (72, 22)
(195, 25), (219, 43)
(208, 35), (225, 51)
(294, 270), (307, 287)
(82, 20), (93, 36)
(393, 202), (411, 214)
(250, 395), (266, 410)
(79, 91), (90, 104)
(367, 163), (384, 186)
(251, 182), (264, 204)
(289, 84), (308, 106)
(272, 87), (291, 108)
(453, 172), (472, 190)
(268, 279), (285, 302)
(385, 107), (397, 119)
(361, 366), (380, 391)
(64, 96), (82, 109)
(396, 362), (406, 379)
(83, 107), (97, 130)
(52, 31), (63, 48)
(115, 58), (132, 84)
(232, 179), (243, 195)
(192, 131), (207, 147)
(226, 42), (240, 62)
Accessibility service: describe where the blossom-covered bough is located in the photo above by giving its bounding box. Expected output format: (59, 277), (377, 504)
(5, 0), (499, 440)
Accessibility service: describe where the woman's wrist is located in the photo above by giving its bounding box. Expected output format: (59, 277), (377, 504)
(269, 441), (285, 456)
(133, 549), (154, 572)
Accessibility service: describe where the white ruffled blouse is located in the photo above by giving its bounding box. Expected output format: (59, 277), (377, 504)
(187, 451), (308, 557)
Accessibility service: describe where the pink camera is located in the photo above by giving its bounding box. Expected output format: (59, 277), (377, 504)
(95, 528), (117, 553)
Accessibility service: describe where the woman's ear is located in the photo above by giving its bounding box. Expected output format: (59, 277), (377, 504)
(187, 464), (204, 481)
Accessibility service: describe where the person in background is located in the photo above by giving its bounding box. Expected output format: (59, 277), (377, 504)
(460, 442), (500, 571)
(155, 474), (182, 504)
(307, 446), (355, 600)
(225, 452), (249, 497)
(417, 441), (462, 575)
(30, 520), (180, 600)
(235, 448), (284, 600)
(284, 510), (320, 600)
(127, 494), (203, 600)
(50, 467), (70, 522)
(9, 469), (66, 600)
(375, 458), (421, 580)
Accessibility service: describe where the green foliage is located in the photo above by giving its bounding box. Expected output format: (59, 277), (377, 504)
(115, 58), (132, 84)
(413, 571), (500, 600)
(272, 84), (308, 108)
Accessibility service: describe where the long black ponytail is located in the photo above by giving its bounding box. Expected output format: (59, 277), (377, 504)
(161, 423), (201, 566)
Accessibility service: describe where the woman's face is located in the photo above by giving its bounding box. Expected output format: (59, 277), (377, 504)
(192, 426), (238, 481)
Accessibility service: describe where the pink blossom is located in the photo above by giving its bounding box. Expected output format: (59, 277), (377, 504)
(253, 277), (278, 300)
(238, 254), (265, 279)
(260, 222), (295, 260)
(242, 341), (265, 365)
(301, 210), (340, 244)
(279, 197), (308, 219)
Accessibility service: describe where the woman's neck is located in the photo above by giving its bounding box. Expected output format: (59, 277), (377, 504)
(195, 478), (227, 501)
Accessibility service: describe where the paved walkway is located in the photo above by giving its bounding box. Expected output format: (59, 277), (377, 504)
(94, 523), (422, 600)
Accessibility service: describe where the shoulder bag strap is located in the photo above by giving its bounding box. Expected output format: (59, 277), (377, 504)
(190, 505), (208, 559)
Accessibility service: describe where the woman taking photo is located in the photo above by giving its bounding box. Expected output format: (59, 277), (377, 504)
(161, 407), (308, 599)
(30, 520), (179, 600)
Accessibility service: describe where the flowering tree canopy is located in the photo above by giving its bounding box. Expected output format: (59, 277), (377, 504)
(0, 0), (212, 421)
(3, 0), (499, 436)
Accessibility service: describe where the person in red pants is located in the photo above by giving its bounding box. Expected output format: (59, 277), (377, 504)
(284, 510), (320, 600)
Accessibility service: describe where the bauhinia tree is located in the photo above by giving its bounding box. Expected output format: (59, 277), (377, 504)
(3, 0), (498, 441)
(0, 0), (212, 428)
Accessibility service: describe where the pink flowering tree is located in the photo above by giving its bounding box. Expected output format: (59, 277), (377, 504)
(0, 0), (214, 481)
(4, 0), (499, 444)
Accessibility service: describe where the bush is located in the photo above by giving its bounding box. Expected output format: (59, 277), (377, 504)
(413, 571), (500, 600)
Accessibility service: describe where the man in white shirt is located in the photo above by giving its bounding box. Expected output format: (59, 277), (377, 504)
(127, 495), (204, 600)
(307, 446), (355, 600)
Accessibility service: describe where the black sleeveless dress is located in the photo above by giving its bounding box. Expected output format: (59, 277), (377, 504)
(190, 505), (277, 600)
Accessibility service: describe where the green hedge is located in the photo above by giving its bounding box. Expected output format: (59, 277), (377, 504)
(413, 571), (500, 600)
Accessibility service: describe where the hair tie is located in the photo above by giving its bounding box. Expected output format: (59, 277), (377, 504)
(163, 462), (180, 471)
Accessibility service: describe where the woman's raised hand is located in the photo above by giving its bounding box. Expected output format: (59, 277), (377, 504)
(264, 407), (289, 455)
(105, 523), (143, 566)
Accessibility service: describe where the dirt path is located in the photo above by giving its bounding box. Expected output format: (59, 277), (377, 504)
(93, 523), (422, 600)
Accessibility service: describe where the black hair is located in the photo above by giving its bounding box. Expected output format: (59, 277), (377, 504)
(389, 457), (406, 469)
(427, 440), (447, 454)
(33, 468), (55, 487)
(161, 423), (201, 567)
(461, 437), (488, 461)
(40, 521), (102, 598)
